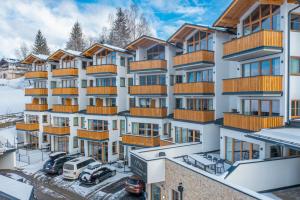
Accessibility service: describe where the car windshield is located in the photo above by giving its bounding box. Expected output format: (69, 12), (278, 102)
(128, 178), (139, 185)
(64, 164), (74, 170)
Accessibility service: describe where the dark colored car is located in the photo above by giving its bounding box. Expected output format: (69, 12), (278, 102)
(43, 153), (77, 175)
(125, 175), (145, 194)
(79, 166), (116, 185)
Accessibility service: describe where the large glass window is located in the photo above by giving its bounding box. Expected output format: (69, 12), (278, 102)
(53, 117), (69, 127)
(95, 51), (116, 65)
(185, 98), (213, 111)
(187, 69), (213, 83)
(242, 57), (280, 77)
(95, 77), (116, 87)
(139, 75), (165, 85)
(186, 31), (213, 52)
(291, 100), (300, 117)
(242, 99), (280, 116)
(147, 44), (165, 60)
(88, 120), (108, 131)
(175, 127), (201, 143)
(131, 123), (159, 136)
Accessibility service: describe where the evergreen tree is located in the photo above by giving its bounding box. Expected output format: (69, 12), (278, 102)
(109, 8), (130, 47)
(32, 30), (50, 55)
(66, 21), (86, 51)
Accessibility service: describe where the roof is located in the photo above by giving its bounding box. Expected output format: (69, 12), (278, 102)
(168, 23), (227, 43)
(0, 175), (33, 200)
(22, 53), (48, 64)
(1, 58), (20, 64)
(48, 49), (82, 61)
(247, 128), (300, 150)
(126, 35), (168, 51)
(65, 156), (94, 164)
(82, 43), (128, 57)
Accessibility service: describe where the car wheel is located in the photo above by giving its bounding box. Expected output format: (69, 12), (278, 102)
(95, 178), (100, 185)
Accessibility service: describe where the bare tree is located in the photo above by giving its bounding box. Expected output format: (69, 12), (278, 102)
(15, 42), (29, 60)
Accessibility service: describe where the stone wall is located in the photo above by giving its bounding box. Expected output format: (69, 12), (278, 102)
(159, 159), (257, 200)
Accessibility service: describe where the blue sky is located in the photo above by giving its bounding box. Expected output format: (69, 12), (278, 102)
(0, 0), (231, 58)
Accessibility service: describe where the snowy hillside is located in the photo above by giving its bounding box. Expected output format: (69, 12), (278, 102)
(0, 78), (30, 114)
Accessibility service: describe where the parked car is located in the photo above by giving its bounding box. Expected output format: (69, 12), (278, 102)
(125, 175), (145, 194)
(43, 154), (78, 175)
(79, 163), (116, 185)
(63, 157), (96, 180)
(48, 152), (66, 160)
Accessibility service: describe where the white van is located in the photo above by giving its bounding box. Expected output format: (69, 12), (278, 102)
(63, 157), (96, 180)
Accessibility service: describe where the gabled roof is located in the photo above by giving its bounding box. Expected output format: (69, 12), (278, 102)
(213, 0), (293, 28)
(22, 53), (48, 64)
(126, 35), (168, 51)
(81, 43), (128, 57)
(48, 49), (82, 61)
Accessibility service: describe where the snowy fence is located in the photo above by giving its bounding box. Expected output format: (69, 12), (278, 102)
(16, 149), (49, 165)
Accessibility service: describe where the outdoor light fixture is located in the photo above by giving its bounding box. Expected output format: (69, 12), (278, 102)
(178, 182), (184, 200)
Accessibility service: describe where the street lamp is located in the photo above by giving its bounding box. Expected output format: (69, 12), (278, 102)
(177, 182), (184, 200)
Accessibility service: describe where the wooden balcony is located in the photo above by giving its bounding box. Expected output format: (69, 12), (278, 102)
(16, 122), (39, 131)
(174, 82), (214, 95)
(87, 87), (117, 95)
(130, 107), (167, 118)
(52, 88), (78, 96)
(25, 71), (48, 79)
(25, 104), (48, 111)
(121, 134), (160, 147)
(223, 76), (283, 95)
(130, 60), (167, 72)
(160, 139), (174, 146)
(25, 88), (48, 96)
(43, 126), (70, 136)
(52, 105), (78, 113)
(173, 50), (214, 68)
(52, 68), (78, 77)
(223, 113), (284, 132)
(86, 64), (117, 75)
(174, 109), (215, 123)
(86, 106), (117, 115)
(129, 85), (167, 95)
(223, 30), (283, 61)
(77, 129), (109, 141)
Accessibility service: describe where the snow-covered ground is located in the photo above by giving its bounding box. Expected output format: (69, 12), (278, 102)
(0, 77), (30, 114)
(0, 126), (17, 145)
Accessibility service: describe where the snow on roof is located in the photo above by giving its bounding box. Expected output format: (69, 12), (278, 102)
(0, 175), (33, 200)
(64, 49), (82, 56)
(102, 43), (127, 52)
(1, 58), (20, 63)
(32, 53), (48, 60)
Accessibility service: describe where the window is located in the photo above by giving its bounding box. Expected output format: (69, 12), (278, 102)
(95, 51), (116, 65)
(139, 75), (166, 85)
(81, 117), (85, 129)
(42, 115), (47, 123)
(171, 190), (179, 200)
(291, 14), (300, 31)
(292, 100), (300, 117)
(88, 120), (108, 131)
(82, 61), (87, 70)
(243, 5), (280, 35)
(291, 57), (300, 75)
(73, 137), (78, 148)
(175, 127), (201, 143)
(120, 120), (125, 135)
(53, 117), (69, 127)
(120, 56), (125, 66)
(131, 123), (159, 136)
(242, 57), (280, 77)
(147, 44), (165, 60)
(128, 78), (133, 86)
(73, 117), (79, 126)
(120, 78), (125, 87)
(81, 80), (87, 88)
(113, 120), (117, 130)
(187, 69), (213, 83)
(186, 98), (213, 111)
(112, 141), (117, 155)
(95, 77), (116, 87)
(175, 75), (183, 83)
(151, 184), (161, 200)
(242, 99), (280, 116)
(186, 31), (212, 52)
(175, 98), (183, 109)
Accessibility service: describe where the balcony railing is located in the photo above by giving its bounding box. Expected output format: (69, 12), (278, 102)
(87, 87), (117, 95)
(86, 106), (117, 115)
(52, 88), (78, 96)
(130, 60), (167, 72)
(174, 82), (214, 95)
(86, 64), (117, 75)
(52, 105), (78, 113)
(223, 76), (283, 95)
(223, 30), (283, 61)
(174, 109), (215, 123)
(43, 126), (70, 135)
(121, 134), (160, 147)
(77, 129), (109, 141)
(16, 122), (39, 131)
(25, 88), (48, 96)
(25, 104), (48, 111)
(223, 112), (284, 132)
(25, 71), (48, 79)
(130, 107), (167, 118)
(173, 50), (214, 67)
(52, 68), (78, 77)
(129, 85), (167, 95)
(160, 139), (174, 146)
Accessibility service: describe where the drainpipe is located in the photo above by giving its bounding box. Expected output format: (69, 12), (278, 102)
(287, 2), (300, 125)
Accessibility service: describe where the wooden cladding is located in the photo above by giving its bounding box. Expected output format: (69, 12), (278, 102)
(52, 88), (78, 95)
(223, 113), (283, 132)
(129, 85), (167, 95)
(223, 76), (282, 94)
(160, 139), (174, 146)
(174, 82), (214, 95)
(174, 109), (215, 123)
(173, 50), (214, 67)
(130, 107), (167, 118)
(86, 64), (117, 75)
(86, 106), (117, 115)
(25, 104), (48, 111)
(121, 134), (160, 147)
(223, 30), (283, 57)
(87, 87), (117, 95)
(25, 71), (48, 79)
(52, 68), (78, 77)
(16, 122), (39, 131)
(52, 105), (78, 113)
(130, 60), (167, 72)
(25, 88), (48, 96)
(77, 129), (109, 141)
(43, 126), (70, 135)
